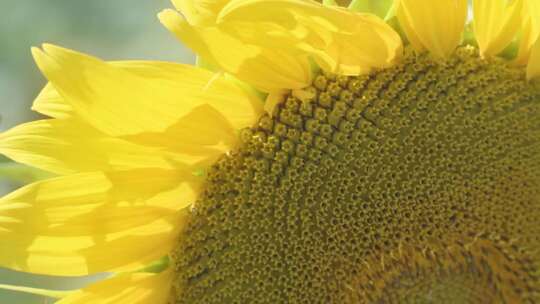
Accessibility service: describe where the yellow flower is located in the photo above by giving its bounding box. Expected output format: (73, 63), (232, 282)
(1, 0), (540, 303)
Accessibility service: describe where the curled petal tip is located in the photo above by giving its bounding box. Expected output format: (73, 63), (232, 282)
(158, 8), (184, 25)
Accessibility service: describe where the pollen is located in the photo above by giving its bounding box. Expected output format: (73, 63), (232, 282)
(170, 47), (540, 303)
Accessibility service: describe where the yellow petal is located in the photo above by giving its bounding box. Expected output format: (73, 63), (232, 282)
(31, 45), (262, 136)
(516, 0), (540, 64)
(397, 0), (468, 58)
(527, 37), (540, 80)
(57, 270), (173, 304)
(516, 18), (536, 65)
(30, 60), (263, 156)
(0, 119), (175, 175)
(473, 0), (523, 57)
(264, 91), (288, 116)
(525, 0), (540, 36)
(23, 84), (258, 173)
(32, 83), (73, 119)
(124, 103), (243, 162)
(0, 170), (196, 275)
(171, 0), (229, 25)
(158, 9), (313, 92)
(217, 0), (403, 75)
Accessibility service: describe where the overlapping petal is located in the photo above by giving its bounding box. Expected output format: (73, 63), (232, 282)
(396, 0), (468, 59)
(0, 170), (196, 276)
(31, 45), (262, 137)
(24, 48), (264, 170)
(171, 0), (229, 25)
(32, 83), (72, 119)
(56, 270), (173, 304)
(523, 0), (540, 46)
(527, 37), (540, 80)
(0, 118), (176, 175)
(473, 0), (523, 57)
(216, 0), (403, 75)
(517, 0), (540, 64)
(159, 9), (313, 92)
(525, 0), (540, 41)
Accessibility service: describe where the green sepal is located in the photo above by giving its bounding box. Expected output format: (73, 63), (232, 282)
(462, 23), (478, 49)
(348, 0), (395, 20)
(308, 56), (321, 77)
(386, 16), (407, 44)
(498, 39), (519, 60)
(132, 256), (170, 274)
(192, 168), (206, 178)
(498, 37), (520, 61)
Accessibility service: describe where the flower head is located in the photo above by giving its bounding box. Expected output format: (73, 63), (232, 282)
(1, 0), (540, 303)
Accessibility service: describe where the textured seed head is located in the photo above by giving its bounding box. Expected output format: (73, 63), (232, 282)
(170, 47), (540, 303)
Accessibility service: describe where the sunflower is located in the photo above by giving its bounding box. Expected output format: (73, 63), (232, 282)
(1, 0), (540, 302)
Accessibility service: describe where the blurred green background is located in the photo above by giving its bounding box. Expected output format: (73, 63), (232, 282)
(0, 1), (194, 302)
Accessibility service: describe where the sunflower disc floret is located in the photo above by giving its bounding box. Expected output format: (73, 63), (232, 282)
(1, 0), (540, 303)
(171, 47), (540, 303)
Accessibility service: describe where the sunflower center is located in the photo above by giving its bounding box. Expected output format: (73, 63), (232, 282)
(171, 47), (540, 303)
(348, 236), (537, 303)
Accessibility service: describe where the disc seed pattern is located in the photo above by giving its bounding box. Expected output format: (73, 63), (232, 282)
(171, 47), (540, 303)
